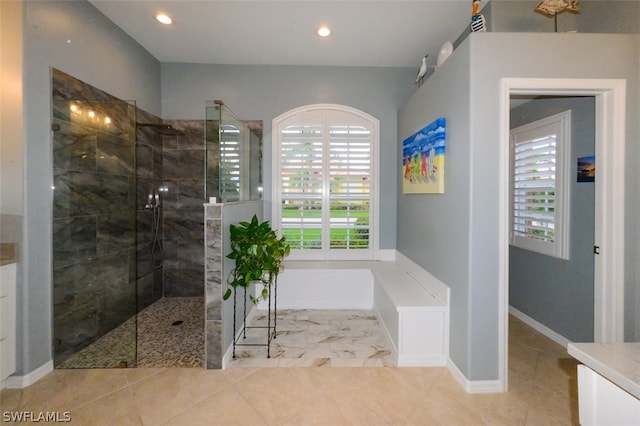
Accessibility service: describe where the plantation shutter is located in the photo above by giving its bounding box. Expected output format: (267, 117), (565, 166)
(510, 109), (570, 260)
(275, 106), (376, 260)
(512, 135), (557, 243)
(220, 123), (241, 201)
(280, 119), (324, 250)
(329, 124), (371, 250)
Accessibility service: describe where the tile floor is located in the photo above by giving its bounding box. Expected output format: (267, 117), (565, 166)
(1, 315), (580, 425)
(228, 309), (395, 367)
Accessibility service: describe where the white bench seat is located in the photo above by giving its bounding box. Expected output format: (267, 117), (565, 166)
(371, 263), (444, 309)
(371, 260), (449, 367)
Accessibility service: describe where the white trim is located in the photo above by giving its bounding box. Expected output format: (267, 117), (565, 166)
(499, 77), (626, 394)
(509, 306), (571, 348)
(593, 83), (626, 343)
(376, 249), (396, 261)
(3, 360), (53, 389)
(447, 359), (503, 394)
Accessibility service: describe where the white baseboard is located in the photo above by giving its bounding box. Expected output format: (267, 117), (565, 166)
(3, 360), (53, 389)
(447, 359), (504, 394)
(509, 306), (571, 348)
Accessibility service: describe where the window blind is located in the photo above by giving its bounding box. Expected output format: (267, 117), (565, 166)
(512, 135), (557, 243)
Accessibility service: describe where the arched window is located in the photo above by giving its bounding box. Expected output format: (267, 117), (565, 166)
(272, 104), (379, 260)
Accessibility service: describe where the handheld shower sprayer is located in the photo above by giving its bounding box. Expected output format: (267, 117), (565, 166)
(145, 189), (161, 209)
(145, 187), (164, 269)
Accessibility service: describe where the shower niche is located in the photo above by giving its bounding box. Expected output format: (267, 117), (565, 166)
(205, 100), (263, 203)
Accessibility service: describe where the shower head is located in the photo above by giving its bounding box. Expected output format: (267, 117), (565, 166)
(137, 123), (185, 136)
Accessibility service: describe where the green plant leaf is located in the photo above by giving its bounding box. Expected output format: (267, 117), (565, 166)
(223, 288), (232, 300)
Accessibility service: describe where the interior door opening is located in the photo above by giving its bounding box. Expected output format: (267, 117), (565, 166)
(498, 78), (626, 392)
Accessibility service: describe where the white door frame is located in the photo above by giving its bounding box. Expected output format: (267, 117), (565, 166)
(498, 78), (626, 391)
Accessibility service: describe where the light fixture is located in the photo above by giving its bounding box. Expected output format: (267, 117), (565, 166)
(156, 13), (173, 25)
(317, 25), (331, 37)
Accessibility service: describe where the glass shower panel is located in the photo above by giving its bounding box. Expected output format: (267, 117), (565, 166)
(205, 101), (262, 202)
(51, 94), (138, 368)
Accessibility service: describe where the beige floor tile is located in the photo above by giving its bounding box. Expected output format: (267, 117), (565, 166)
(130, 368), (231, 425)
(0, 387), (22, 412)
(69, 387), (142, 426)
(124, 367), (165, 385)
(280, 391), (359, 426)
(16, 369), (129, 412)
(161, 388), (266, 426)
(318, 367), (425, 425)
(232, 368), (321, 425)
(0, 315), (579, 426)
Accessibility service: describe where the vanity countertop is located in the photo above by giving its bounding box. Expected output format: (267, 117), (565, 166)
(568, 342), (640, 399)
(0, 242), (18, 266)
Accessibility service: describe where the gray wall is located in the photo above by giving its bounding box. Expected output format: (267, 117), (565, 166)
(469, 34), (639, 362)
(398, 33), (639, 381)
(160, 63), (416, 250)
(397, 40), (474, 377)
(509, 96), (596, 343)
(19, 0), (161, 375)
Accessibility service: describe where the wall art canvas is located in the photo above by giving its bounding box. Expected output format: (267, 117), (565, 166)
(577, 155), (595, 182)
(402, 117), (446, 194)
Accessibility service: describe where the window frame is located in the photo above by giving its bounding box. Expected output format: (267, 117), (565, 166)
(509, 110), (571, 260)
(272, 104), (380, 261)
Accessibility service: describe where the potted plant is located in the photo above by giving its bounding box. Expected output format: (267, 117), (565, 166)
(223, 214), (290, 303)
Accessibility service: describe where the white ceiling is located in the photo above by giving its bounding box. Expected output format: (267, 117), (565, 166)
(89, 0), (476, 69)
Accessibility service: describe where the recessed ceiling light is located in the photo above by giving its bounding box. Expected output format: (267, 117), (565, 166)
(156, 13), (173, 25)
(317, 26), (331, 37)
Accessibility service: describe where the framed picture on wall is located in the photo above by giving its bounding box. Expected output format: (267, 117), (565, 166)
(402, 117), (446, 194)
(577, 155), (595, 182)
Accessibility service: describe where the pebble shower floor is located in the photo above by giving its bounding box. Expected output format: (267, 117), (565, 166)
(57, 297), (204, 369)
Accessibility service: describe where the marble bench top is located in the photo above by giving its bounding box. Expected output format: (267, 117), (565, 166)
(568, 342), (640, 399)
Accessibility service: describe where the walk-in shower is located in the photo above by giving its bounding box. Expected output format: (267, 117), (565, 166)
(51, 69), (262, 370)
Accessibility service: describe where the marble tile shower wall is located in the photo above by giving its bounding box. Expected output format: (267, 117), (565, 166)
(135, 109), (165, 309)
(204, 204), (222, 369)
(161, 120), (206, 297)
(52, 69), (139, 365)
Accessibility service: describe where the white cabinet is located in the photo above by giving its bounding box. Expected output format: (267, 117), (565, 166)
(577, 365), (640, 426)
(568, 343), (640, 426)
(0, 262), (16, 383)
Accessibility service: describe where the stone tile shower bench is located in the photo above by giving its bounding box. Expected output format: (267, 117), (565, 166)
(256, 253), (450, 367)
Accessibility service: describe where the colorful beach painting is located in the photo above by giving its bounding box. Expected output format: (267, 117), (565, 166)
(402, 117), (446, 194)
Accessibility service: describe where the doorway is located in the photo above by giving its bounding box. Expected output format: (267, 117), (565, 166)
(509, 96), (595, 344)
(498, 78), (626, 391)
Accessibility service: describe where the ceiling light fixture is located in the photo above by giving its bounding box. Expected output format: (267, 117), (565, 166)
(317, 26), (331, 37)
(156, 13), (173, 25)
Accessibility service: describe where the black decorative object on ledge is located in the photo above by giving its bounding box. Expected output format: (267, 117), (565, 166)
(224, 215), (290, 358)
